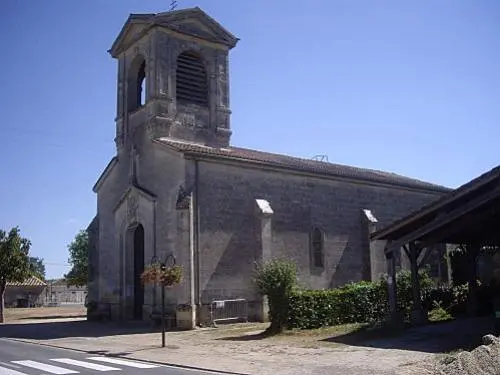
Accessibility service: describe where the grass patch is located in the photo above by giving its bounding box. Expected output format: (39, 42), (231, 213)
(280, 323), (366, 338)
(4, 306), (86, 322)
(319, 321), (407, 346)
(212, 321), (405, 349)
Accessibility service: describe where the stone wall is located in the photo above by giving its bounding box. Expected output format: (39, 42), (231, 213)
(93, 129), (192, 320)
(87, 216), (99, 306)
(95, 157), (128, 319)
(194, 159), (445, 313)
(4, 286), (46, 307)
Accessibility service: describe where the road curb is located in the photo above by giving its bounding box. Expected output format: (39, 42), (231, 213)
(4, 338), (251, 375)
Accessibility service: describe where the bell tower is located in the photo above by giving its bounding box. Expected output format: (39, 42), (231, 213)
(109, 7), (239, 154)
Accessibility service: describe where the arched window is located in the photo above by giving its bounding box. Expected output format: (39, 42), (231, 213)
(137, 61), (146, 106)
(176, 51), (208, 107)
(128, 56), (146, 112)
(310, 227), (324, 268)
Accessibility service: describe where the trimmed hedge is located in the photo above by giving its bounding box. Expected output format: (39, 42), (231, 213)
(287, 268), (444, 329)
(251, 258), (472, 331)
(287, 281), (388, 329)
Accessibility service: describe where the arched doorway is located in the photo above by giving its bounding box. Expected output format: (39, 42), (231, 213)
(133, 224), (145, 320)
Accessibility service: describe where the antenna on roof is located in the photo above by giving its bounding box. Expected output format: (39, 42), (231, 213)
(169, 0), (178, 11)
(312, 154), (329, 162)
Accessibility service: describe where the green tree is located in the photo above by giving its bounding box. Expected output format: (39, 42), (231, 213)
(64, 230), (88, 287)
(254, 259), (298, 333)
(0, 227), (32, 323)
(29, 257), (46, 280)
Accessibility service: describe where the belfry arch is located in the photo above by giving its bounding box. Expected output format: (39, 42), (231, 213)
(127, 55), (146, 112)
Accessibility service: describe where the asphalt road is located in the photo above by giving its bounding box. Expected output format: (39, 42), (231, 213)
(0, 339), (220, 375)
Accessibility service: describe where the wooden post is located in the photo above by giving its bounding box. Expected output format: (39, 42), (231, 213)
(384, 242), (403, 324)
(409, 241), (425, 325)
(466, 243), (480, 317)
(385, 248), (397, 314)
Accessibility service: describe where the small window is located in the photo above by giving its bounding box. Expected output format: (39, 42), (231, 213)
(176, 51), (208, 107)
(310, 227), (324, 268)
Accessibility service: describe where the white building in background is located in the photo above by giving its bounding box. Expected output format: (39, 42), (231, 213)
(44, 279), (87, 306)
(5, 276), (47, 307)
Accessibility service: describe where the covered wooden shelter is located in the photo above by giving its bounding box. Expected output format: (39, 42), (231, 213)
(371, 165), (500, 323)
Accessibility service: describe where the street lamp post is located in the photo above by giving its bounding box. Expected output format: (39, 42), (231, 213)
(150, 254), (176, 348)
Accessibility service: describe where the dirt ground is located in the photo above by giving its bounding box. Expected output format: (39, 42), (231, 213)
(4, 305), (86, 322)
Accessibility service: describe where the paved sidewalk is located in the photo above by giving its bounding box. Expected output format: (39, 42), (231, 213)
(1, 317), (493, 375)
(0, 318), (430, 375)
(7, 333), (428, 375)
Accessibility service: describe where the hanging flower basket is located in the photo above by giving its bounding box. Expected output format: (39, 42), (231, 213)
(141, 263), (183, 288)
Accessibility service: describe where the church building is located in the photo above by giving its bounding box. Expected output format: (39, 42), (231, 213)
(87, 7), (450, 327)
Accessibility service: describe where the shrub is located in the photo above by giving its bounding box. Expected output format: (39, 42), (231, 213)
(338, 281), (388, 324)
(425, 283), (468, 316)
(428, 301), (453, 322)
(288, 268), (442, 330)
(253, 259), (298, 333)
(287, 280), (388, 329)
(257, 257), (466, 331)
(380, 267), (435, 321)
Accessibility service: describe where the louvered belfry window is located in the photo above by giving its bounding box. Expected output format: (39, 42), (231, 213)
(176, 51), (208, 107)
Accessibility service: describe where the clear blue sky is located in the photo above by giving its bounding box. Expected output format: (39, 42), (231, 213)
(0, 0), (498, 279)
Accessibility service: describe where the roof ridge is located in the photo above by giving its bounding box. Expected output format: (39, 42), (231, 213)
(231, 144), (429, 179)
(156, 138), (450, 193)
(228, 144), (449, 190)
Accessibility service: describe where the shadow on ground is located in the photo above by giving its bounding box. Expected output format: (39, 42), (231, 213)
(217, 317), (496, 354)
(86, 350), (134, 357)
(0, 319), (165, 340)
(216, 331), (273, 341)
(322, 317), (495, 353)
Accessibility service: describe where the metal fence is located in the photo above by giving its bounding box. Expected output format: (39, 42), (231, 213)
(209, 298), (248, 327)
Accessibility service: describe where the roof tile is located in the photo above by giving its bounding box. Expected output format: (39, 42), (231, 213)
(157, 138), (451, 193)
(7, 276), (47, 287)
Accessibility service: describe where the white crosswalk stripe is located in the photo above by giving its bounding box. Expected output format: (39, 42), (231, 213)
(4, 357), (160, 375)
(0, 363), (21, 370)
(86, 357), (159, 369)
(0, 365), (30, 375)
(50, 359), (120, 372)
(11, 360), (79, 374)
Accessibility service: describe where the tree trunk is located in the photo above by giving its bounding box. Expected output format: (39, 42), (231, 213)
(0, 281), (6, 324)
